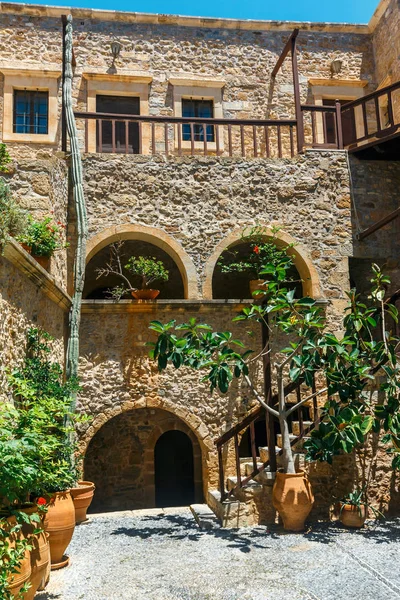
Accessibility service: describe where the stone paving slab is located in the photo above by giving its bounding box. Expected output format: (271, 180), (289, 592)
(36, 511), (400, 600)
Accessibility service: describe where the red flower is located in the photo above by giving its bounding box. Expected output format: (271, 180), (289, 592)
(37, 497), (47, 506)
(253, 246), (260, 254)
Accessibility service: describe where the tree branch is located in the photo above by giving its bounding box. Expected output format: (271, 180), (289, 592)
(285, 386), (328, 417)
(244, 374), (280, 418)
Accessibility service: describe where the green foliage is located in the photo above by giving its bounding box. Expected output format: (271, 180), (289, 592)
(339, 487), (384, 520)
(16, 215), (67, 257)
(149, 253), (400, 474)
(125, 256), (169, 289)
(1, 327), (85, 501)
(0, 143), (11, 173)
(217, 225), (297, 281)
(0, 179), (28, 252)
(0, 508), (44, 599)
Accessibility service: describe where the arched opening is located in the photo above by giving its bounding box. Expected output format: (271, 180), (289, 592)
(212, 240), (303, 300)
(154, 431), (195, 507)
(84, 408), (203, 513)
(83, 239), (185, 299)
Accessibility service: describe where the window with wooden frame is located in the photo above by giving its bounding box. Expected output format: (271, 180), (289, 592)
(181, 98), (215, 142)
(13, 89), (49, 135)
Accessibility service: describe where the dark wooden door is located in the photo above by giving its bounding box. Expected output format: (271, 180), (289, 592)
(154, 431), (195, 507)
(323, 99), (357, 146)
(96, 95), (140, 153)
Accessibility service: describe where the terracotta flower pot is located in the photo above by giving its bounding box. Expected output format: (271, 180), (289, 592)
(43, 491), (75, 570)
(20, 243), (32, 254)
(249, 279), (268, 300)
(3, 516), (32, 598)
(32, 255), (50, 270)
(24, 531), (50, 600)
(70, 481), (96, 524)
(272, 471), (314, 532)
(18, 505), (50, 599)
(131, 289), (160, 300)
(340, 503), (368, 528)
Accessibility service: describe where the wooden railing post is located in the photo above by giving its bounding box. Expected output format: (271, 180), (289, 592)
(291, 35), (304, 154)
(335, 99), (344, 149)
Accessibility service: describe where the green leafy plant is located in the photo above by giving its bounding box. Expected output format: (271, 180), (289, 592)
(0, 179), (28, 252)
(148, 259), (400, 477)
(0, 143), (11, 173)
(16, 215), (67, 257)
(339, 487), (384, 520)
(96, 241), (169, 300)
(3, 327), (85, 498)
(217, 225), (298, 282)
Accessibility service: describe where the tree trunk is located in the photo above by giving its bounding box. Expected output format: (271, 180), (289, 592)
(63, 15), (88, 411)
(277, 369), (295, 474)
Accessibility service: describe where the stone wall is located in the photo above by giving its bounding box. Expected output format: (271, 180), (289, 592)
(3, 157), (69, 289)
(0, 252), (67, 402)
(373, 0), (400, 86)
(81, 151), (352, 323)
(349, 157), (400, 295)
(0, 4), (376, 160)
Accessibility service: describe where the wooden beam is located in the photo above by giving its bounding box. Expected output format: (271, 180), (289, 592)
(271, 28), (299, 78)
(357, 207), (400, 240)
(291, 33), (304, 153)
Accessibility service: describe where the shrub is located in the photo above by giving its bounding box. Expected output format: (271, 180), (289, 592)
(16, 216), (67, 257)
(0, 179), (28, 252)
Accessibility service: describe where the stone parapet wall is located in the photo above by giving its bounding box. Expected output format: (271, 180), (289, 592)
(0, 246), (68, 402)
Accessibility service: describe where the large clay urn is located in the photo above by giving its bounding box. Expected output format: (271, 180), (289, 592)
(24, 531), (50, 599)
(272, 471), (314, 532)
(3, 516), (32, 598)
(20, 506), (51, 599)
(70, 481), (96, 524)
(340, 503), (367, 528)
(43, 491), (75, 570)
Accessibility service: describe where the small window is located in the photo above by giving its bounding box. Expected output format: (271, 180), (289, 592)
(13, 90), (49, 135)
(182, 99), (214, 142)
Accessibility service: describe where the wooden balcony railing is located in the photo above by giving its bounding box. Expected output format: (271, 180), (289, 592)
(74, 111), (297, 159)
(340, 80), (400, 147)
(74, 80), (400, 160)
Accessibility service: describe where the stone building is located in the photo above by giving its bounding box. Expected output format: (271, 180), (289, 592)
(0, 0), (399, 525)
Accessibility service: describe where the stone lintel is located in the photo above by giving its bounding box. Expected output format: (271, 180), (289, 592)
(82, 71), (153, 84)
(3, 238), (72, 312)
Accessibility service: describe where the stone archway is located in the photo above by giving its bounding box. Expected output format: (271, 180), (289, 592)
(202, 226), (322, 299)
(83, 407), (204, 512)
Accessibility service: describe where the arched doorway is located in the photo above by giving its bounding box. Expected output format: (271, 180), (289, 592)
(154, 431), (195, 507)
(84, 408), (203, 512)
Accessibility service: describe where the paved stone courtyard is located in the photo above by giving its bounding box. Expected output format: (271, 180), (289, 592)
(36, 508), (400, 600)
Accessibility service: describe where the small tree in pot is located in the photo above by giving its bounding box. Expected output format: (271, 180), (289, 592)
(96, 241), (169, 300)
(148, 256), (400, 530)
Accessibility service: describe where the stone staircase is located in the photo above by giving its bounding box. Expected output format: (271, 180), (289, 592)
(206, 418), (314, 528)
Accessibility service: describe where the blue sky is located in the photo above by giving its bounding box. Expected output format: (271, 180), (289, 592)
(15, 0), (379, 23)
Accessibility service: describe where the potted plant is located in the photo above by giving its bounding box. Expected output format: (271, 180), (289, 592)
(16, 215), (67, 269)
(217, 225), (299, 298)
(339, 488), (384, 528)
(69, 481), (95, 525)
(96, 241), (169, 300)
(148, 259), (400, 531)
(6, 328), (87, 571)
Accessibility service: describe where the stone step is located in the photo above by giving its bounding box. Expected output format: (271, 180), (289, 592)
(291, 421), (313, 436)
(207, 490), (258, 528)
(190, 503), (220, 530)
(277, 434), (309, 449)
(259, 446), (281, 463)
(244, 461), (264, 477)
(226, 475), (263, 493)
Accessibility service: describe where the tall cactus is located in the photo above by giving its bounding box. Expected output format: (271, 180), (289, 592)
(63, 15), (88, 409)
